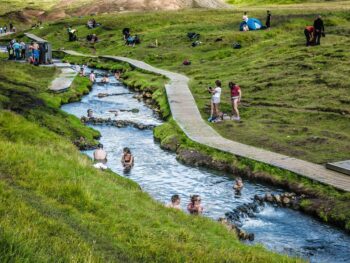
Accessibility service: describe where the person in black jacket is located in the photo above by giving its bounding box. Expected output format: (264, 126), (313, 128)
(266, 10), (271, 28)
(313, 15), (325, 45)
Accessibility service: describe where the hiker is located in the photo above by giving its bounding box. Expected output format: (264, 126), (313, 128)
(68, 27), (77, 41)
(229, 82), (242, 121)
(12, 41), (21, 60)
(126, 35), (135, 46)
(187, 195), (203, 215)
(7, 42), (14, 60)
(233, 177), (244, 192)
(3, 25), (7, 33)
(101, 74), (110, 83)
(208, 80), (222, 122)
(9, 23), (13, 32)
(266, 11), (271, 28)
(0, 27), (3, 34)
(121, 147), (134, 169)
(87, 20), (93, 29)
(304, 26), (314, 46)
(89, 70), (96, 83)
(166, 195), (181, 210)
(313, 15), (325, 45)
(93, 144), (107, 164)
(20, 41), (26, 59)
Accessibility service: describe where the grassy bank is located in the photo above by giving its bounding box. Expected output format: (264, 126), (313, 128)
(0, 59), (302, 262)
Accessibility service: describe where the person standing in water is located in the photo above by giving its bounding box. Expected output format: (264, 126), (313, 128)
(121, 147), (134, 169)
(89, 70), (96, 83)
(187, 195), (204, 215)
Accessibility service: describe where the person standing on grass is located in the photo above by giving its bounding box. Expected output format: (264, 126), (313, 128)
(12, 41), (21, 60)
(313, 15), (325, 45)
(266, 10), (271, 28)
(229, 82), (242, 121)
(20, 41), (26, 59)
(208, 80), (222, 122)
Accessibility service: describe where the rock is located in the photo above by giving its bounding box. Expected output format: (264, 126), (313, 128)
(265, 193), (273, 202)
(273, 194), (281, 204)
(143, 92), (152, 98)
(282, 197), (291, 206)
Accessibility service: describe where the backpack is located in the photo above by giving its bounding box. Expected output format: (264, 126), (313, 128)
(183, 60), (191, 66)
(232, 42), (242, 49)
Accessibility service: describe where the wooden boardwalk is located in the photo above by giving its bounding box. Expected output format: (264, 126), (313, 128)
(62, 50), (350, 192)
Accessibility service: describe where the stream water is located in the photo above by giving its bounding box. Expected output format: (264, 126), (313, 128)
(61, 68), (350, 263)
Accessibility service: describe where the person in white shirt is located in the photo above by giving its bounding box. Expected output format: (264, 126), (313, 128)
(208, 80), (222, 122)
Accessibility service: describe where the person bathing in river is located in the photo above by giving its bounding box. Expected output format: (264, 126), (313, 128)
(166, 194), (181, 210)
(187, 195), (203, 215)
(101, 74), (110, 84)
(233, 177), (244, 192)
(121, 147), (134, 169)
(114, 70), (121, 80)
(93, 144), (107, 164)
(89, 70), (96, 83)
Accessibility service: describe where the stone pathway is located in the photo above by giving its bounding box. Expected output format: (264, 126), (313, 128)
(62, 50), (350, 192)
(49, 61), (77, 92)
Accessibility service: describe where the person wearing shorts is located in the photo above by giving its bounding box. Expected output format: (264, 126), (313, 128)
(208, 80), (222, 122)
(229, 82), (242, 121)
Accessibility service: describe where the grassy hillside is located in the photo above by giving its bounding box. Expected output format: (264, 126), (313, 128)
(0, 60), (301, 262)
(31, 6), (350, 164)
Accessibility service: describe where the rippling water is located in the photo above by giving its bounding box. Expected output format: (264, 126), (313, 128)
(62, 68), (350, 263)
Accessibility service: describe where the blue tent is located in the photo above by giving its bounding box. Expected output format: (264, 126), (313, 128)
(240, 18), (263, 31)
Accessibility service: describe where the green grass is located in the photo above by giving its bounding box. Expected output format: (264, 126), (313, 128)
(31, 6), (350, 164)
(0, 61), (301, 262)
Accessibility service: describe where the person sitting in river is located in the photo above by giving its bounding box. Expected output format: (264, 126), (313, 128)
(233, 177), (244, 192)
(114, 70), (121, 80)
(166, 194), (181, 210)
(187, 195), (203, 215)
(121, 147), (134, 169)
(101, 74), (110, 83)
(87, 109), (93, 118)
(93, 144), (107, 164)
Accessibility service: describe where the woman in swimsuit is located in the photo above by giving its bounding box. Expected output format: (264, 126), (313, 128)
(187, 195), (203, 215)
(121, 147), (134, 169)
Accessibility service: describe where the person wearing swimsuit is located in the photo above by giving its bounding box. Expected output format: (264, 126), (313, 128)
(187, 195), (203, 215)
(121, 147), (134, 169)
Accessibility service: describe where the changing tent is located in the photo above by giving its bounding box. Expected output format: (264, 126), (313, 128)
(240, 18), (263, 31)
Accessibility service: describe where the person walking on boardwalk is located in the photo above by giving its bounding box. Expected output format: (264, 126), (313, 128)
(313, 15), (325, 45)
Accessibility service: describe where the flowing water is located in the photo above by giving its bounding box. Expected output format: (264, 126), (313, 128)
(62, 68), (350, 263)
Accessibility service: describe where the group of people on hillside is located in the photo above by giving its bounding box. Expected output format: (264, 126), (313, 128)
(122, 28), (141, 47)
(304, 15), (325, 46)
(0, 23), (16, 34)
(208, 80), (242, 123)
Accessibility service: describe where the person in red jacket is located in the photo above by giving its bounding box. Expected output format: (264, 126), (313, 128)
(304, 26), (315, 46)
(229, 82), (242, 121)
